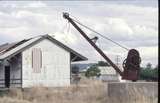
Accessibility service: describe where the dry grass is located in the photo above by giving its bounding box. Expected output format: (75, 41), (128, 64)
(0, 79), (107, 103)
(0, 79), (158, 103)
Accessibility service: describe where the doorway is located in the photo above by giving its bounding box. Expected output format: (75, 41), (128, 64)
(5, 66), (10, 88)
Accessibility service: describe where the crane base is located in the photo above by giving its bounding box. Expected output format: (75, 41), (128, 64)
(122, 69), (138, 81)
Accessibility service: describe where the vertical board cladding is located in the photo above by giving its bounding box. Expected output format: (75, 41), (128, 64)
(22, 39), (70, 88)
(0, 64), (4, 79)
(0, 64), (4, 87)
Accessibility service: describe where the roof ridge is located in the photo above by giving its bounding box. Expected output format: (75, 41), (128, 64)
(0, 34), (87, 62)
(0, 39), (30, 55)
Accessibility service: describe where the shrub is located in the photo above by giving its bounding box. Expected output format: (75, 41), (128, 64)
(85, 65), (101, 78)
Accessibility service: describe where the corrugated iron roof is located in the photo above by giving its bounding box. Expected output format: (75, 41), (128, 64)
(0, 34), (87, 62)
(0, 43), (16, 53)
(0, 39), (30, 55)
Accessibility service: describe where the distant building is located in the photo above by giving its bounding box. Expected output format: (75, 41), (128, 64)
(98, 66), (119, 82)
(98, 66), (126, 82)
(71, 63), (96, 73)
(0, 34), (87, 88)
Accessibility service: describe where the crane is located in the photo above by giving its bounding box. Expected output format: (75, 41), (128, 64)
(63, 12), (141, 81)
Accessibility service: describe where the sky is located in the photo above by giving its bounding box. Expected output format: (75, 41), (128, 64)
(0, 0), (158, 67)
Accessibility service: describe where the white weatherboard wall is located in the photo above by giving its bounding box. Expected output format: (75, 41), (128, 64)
(22, 39), (70, 88)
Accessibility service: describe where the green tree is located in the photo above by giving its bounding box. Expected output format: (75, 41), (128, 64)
(146, 63), (152, 69)
(85, 65), (101, 78)
(140, 63), (158, 81)
(152, 65), (158, 80)
(98, 61), (110, 66)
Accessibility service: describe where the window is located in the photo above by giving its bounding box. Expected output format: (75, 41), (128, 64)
(32, 48), (42, 73)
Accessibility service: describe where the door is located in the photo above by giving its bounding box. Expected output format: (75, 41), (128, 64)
(5, 66), (10, 88)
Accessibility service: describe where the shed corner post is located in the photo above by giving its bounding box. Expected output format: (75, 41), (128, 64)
(20, 53), (23, 89)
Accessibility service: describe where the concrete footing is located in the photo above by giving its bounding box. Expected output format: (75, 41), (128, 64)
(107, 82), (158, 103)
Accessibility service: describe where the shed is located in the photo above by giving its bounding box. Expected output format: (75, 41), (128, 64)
(98, 66), (120, 82)
(0, 34), (87, 88)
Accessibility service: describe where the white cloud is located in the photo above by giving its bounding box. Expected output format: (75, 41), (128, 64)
(132, 25), (158, 40)
(25, 1), (47, 8)
(50, 32), (78, 45)
(137, 46), (158, 67)
(0, 1), (158, 67)
(107, 18), (133, 35)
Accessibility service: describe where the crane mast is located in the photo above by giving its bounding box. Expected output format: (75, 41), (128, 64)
(63, 12), (141, 81)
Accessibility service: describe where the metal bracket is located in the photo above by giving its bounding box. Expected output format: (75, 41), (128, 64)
(71, 55), (78, 62)
(90, 36), (98, 43)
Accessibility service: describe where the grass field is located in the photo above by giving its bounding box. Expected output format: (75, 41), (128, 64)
(0, 79), (158, 103)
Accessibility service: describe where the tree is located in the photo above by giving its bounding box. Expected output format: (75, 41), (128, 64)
(85, 65), (101, 78)
(139, 63), (158, 81)
(152, 65), (158, 80)
(98, 61), (110, 66)
(146, 63), (152, 69)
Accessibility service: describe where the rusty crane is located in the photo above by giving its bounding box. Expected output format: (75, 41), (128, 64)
(63, 12), (141, 81)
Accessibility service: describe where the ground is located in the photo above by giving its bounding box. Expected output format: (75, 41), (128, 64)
(0, 78), (158, 103)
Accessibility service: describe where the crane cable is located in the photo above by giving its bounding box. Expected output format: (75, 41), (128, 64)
(69, 15), (129, 51)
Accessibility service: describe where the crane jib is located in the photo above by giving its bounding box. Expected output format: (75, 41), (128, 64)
(63, 12), (141, 81)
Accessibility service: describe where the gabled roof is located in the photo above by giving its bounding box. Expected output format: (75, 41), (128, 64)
(0, 34), (87, 62)
(0, 39), (30, 55)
